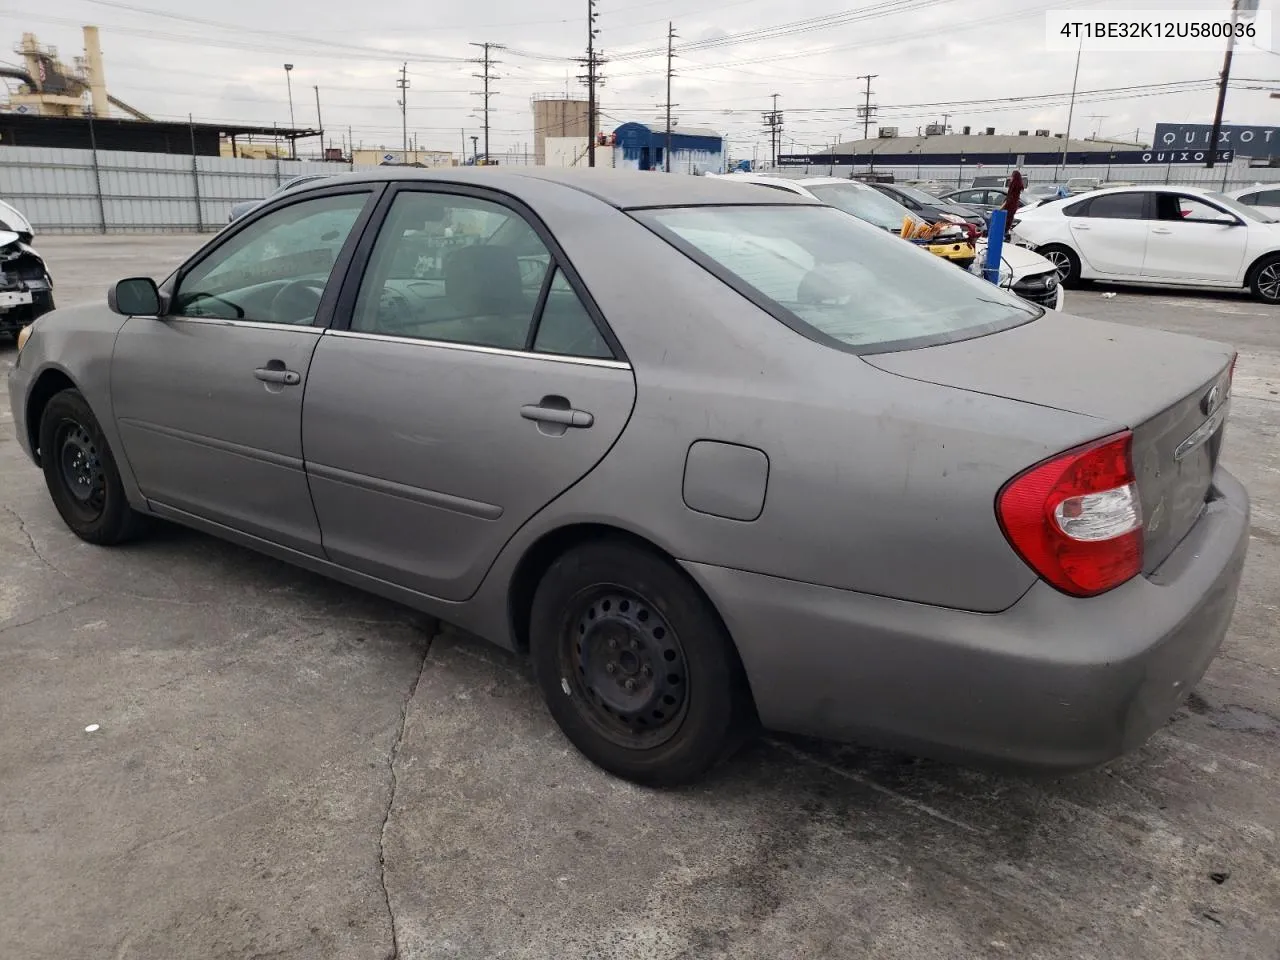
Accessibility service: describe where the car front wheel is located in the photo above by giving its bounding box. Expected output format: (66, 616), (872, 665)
(1037, 244), (1083, 288)
(1250, 254), (1280, 305)
(39, 388), (146, 545)
(529, 540), (756, 786)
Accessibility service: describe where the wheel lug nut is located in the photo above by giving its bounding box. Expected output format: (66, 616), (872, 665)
(629, 638), (639, 651)
(624, 679), (636, 692)
(608, 638), (619, 650)
(605, 663), (616, 674)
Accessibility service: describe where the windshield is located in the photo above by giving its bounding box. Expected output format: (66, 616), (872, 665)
(638, 205), (1039, 354)
(1207, 191), (1277, 223)
(806, 182), (914, 231)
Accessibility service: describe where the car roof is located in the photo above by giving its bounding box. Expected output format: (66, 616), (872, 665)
(287, 167), (818, 210)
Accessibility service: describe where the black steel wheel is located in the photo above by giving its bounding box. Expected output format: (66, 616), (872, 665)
(564, 587), (690, 749)
(530, 540), (756, 786)
(38, 388), (146, 545)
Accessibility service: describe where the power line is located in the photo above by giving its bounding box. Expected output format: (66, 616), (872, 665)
(471, 42), (505, 163)
(665, 21), (677, 172)
(856, 73), (877, 139)
(396, 63), (409, 155)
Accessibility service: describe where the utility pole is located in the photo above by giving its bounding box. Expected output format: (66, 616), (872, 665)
(664, 22), (677, 173)
(761, 93), (782, 167)
(856, 74), (877, 140)
(396, 63), (409, 158)
(314, 85), (323, 156)
(470, 135), (479, 164)
(283, 64), (295, 158)
(1207, 0), (1248, 168)
(1055, 37), (1082, 182)
(578, 0), (604, 167)
(471, 42), (504, 165)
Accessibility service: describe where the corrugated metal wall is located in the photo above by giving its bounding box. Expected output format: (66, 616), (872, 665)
(0, 146), (343, 234)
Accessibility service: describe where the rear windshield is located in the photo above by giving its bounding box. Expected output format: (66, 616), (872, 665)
(805, 182), (913, 232)
(637, 205), (1038, 354)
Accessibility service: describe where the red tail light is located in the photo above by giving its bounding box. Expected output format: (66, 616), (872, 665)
(996, 431), (1143, 597)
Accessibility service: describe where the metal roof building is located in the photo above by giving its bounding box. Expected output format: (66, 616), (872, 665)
(612, 122), (726, 175)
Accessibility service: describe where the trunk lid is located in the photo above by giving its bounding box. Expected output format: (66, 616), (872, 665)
(864, 311), (1235, 572)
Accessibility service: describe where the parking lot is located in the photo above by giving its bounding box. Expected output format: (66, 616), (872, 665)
(2, 234), (1279, 960)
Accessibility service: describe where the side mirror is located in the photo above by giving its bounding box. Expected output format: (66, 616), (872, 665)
(108, 277), (162, 316)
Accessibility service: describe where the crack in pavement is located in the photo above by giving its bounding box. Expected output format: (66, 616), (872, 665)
(1, 504), (74, 581)
(379, 621), (436, 960)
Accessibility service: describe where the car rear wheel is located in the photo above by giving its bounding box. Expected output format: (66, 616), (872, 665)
(1249, 254), (1280, 305)
(529, 540), (756, 786)
(39, 388), (146, 545)
(1038, 244), (1084, 288)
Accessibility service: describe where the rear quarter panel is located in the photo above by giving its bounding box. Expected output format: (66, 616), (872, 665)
(458, 182), (1118, 628)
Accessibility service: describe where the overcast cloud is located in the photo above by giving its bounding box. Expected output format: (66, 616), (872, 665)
(4, 0), (1277, 159)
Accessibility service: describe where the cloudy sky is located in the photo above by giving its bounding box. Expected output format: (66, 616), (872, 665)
(2, 0), (1276, 159)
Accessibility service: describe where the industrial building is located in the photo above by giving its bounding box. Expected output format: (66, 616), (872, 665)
(820, 127), (1145, 166)
(0, 27), (318, 156)
(611, 123), (725, 174)
(532, 94), (592, 167)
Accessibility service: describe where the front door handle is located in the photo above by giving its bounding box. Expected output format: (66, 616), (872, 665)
(521, 403), (593, 428)
(1152, 227), (1173, 235)
(254, 366), (301, 386)
(1073, 223), (1090, 230)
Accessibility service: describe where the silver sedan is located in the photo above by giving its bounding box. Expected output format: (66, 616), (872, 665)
(8, 169), (1249, 785)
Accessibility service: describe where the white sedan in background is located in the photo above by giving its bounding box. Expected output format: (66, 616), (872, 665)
(1228, 184), (1280, 220)
(713, 174), (1065, 310)
(1012, 185), (1280, 304)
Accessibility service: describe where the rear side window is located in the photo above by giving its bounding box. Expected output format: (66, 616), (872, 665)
(1246, 189), (1280, 206)
(1083, 192), (1147, 219)
(637, 205), (1037, 355)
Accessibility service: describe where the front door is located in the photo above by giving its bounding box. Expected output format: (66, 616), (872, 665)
(301, 186), (636, 601)
(110, 190), (374, 554)
(1142, 193), (1249, 282)
(1067, 190), (1151, 276)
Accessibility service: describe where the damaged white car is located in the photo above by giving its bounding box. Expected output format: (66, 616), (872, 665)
(0, 199), (54, 341)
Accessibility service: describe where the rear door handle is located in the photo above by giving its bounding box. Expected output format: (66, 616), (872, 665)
(1152, 227), (1173, 234)
(521, 403), (593, 428)
(1072, 223), (1090, 230)
(254, 366), (301, 386)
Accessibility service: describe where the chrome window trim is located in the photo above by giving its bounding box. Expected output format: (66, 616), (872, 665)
(324, 328), (633, 370)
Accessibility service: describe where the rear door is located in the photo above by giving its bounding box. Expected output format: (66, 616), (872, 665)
(110, 188), (375, 554)
(1066, 190), (1152, 276)
(301, 185), (636, 601)
(1142, 193), (1249, 282)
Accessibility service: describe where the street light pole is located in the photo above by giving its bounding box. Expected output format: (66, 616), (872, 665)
(283, 64), (296, 159)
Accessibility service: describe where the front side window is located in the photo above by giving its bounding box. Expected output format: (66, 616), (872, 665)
(639, 204), (1037, 355)
(1085, 192), (1148, 220)
(353, 191), (611, 358)
(173, 192), (368, 324)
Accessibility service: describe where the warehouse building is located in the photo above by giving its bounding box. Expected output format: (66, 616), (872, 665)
(820, 128), (1145, 166)
(611, 122), (725, 175)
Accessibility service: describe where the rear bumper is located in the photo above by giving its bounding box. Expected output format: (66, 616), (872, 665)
(684, 467), (1249, 771)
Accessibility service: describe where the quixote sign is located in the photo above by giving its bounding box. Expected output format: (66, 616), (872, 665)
(1154, 122), (1280, 156)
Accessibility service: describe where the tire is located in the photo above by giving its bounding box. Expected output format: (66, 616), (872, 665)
(1249, 254), (1280, 305)
(529, 540), (756, 786)
(38, 388), (146, 545)
(1038, 244), (1084, 288)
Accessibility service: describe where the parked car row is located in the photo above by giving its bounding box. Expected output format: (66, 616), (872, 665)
(1012, 185), (1280, 303)
(711, 173), (1065, 310)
